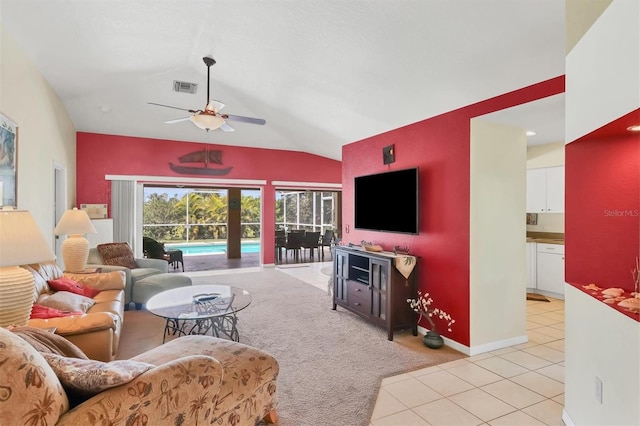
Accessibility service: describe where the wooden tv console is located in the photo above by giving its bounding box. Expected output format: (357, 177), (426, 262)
(332, 246), (418, 340)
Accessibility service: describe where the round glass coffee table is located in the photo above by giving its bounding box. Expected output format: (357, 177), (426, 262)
(146, 284), (251, 343)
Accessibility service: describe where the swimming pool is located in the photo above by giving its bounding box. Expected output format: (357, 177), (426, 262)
(165, 242), (261, 255)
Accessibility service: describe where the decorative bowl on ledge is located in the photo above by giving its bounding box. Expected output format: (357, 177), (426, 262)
(360, 241), (383, 252)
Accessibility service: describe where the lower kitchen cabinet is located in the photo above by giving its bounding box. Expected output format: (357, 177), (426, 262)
(535, 243), (565, 296)
(526, 242), (536, 289)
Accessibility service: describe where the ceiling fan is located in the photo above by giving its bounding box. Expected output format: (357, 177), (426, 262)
(148, 56), (266, 132)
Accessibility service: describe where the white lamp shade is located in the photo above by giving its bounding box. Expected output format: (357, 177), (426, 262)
(54, 207), (97, 236)
(0, 209), (56, 327)
(0, 209), (56, 267)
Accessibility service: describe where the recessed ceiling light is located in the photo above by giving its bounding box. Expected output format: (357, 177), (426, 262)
(627, 125), (640, 132)
(526, 130), (536, 136)
(99, 105), (111, 113)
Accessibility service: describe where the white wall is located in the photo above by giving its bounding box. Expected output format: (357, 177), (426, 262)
(526, 142), (565, 168)
(565, 0), (640, 143)
(469, 119), (528, 352)
(526, 213), (564, 234)
(0, 26), (76, 250)
(564, 0), (640, 424)
(564, 285), (640, 426)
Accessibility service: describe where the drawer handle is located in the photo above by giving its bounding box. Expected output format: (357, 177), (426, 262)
(355, 288), (361, 291)
(354, 302), (361, 306)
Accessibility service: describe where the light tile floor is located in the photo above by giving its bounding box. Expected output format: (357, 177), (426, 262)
(277, 262), (566, 426)
(370, 297), (565, 426)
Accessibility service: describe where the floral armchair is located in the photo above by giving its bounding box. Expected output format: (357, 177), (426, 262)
(0, 327), (279, 425)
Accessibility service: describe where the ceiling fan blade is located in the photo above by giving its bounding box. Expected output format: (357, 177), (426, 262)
(220, 122), (235, 132)
(207, 100), (225, 112)
(148, 102), (197, 113)
(224, 114), (266, 125)
(164, 117), (192, 124)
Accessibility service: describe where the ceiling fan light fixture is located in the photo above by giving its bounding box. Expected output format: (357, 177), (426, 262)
(190, 112), (225, 130)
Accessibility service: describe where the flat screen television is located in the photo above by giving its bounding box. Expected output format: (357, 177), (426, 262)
(354, 167), (419, 234)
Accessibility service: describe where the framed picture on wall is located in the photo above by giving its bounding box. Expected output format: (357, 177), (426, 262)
(0, 112), (18, 208)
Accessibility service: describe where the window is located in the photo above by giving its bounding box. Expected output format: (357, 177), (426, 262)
(143, 186), (261, 243)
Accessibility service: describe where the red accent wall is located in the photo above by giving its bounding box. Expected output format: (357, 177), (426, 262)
(565, 108), (640, 291)
(342, 76), (565, 346)
(76, 132), (342, 264)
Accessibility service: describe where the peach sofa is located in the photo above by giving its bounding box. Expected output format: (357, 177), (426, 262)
(21, 261), (125, 361)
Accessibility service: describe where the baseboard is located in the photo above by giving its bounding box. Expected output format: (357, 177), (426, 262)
(417, 325), (470, 355)
(416, 326), (529, 356)
(468, 334), (529, 356)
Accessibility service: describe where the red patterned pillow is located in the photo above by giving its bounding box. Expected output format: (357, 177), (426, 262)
(47, 277), (101, 298)
(30, 304), (83, 319)
(97, 242), (138, 269)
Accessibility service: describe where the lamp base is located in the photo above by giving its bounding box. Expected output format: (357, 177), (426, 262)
(0, 265), (36, 327)
(61, 234), (90, 272)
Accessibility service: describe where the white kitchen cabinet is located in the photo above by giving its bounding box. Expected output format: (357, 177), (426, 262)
(526, 242), (536, 289)
(536, 243), (565, 296)
(526, 166), (565, 213)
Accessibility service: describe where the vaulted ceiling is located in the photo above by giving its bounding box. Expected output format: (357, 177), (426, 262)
(0, 0), (566, 160)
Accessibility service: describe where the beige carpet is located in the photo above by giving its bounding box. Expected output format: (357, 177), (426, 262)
(118, 269), (466, 426)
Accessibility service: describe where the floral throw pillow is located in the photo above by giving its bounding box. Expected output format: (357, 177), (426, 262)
(41, 353), (154, 395)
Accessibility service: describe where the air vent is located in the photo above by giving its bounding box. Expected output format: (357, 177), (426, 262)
(173, 80), (198, 94)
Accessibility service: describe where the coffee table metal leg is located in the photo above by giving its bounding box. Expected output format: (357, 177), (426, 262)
(162, 315), (240, 343)
(208, 313), (240, 341)
(163, 318), (188, 343)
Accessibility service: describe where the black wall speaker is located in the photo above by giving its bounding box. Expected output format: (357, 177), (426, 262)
(383, 144), (395, 164)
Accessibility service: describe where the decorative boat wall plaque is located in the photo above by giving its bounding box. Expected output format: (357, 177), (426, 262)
(169, 148), (233, 176)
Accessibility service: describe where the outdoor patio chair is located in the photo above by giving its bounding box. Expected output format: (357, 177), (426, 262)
(143, 236), (184, 272)
(320, 229), (335, 259)
(302, 231), (321, 260)
(284, 232), (304, 262)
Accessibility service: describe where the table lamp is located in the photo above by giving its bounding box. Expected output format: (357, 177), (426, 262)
(54, 207), (97, 272)
(0, 208), (56, 327)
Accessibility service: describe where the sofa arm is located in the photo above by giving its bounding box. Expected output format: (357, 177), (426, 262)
(135, 257), (169, 273)
(28, 311), (119, 336)
(57, 355), (223, 426)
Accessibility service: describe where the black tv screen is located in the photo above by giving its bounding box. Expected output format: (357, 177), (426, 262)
(354, 168), (419, 234)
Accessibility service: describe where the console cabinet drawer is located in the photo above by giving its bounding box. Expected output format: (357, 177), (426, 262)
(348, 281), (371, 315)
(348, 281), (368, 296)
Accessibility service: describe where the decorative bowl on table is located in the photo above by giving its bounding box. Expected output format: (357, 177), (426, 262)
(361, 241), (383, 252)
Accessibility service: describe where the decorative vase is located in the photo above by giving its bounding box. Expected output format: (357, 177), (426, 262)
(423, 330), (444, 349)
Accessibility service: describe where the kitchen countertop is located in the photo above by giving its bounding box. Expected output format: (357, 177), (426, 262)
(526, 232), (564, 245)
